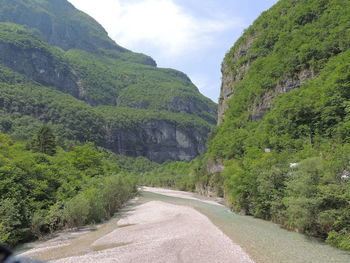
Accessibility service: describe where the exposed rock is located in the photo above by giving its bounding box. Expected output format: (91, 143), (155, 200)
(105, 120), (209, 163)
(0, 42), (83, 99)
(218, 32), (316, 123)
(162, 96), (217, 124)
(251, 69), (316, 121)
(218, 37), (256, 124)
(0, 0), (121, 53)
(0, 0), (215, 163)
(207, 159), (225, 174)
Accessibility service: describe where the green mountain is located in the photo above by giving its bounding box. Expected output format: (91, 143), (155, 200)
(206, 0), (350, 249)
(0, 0), (217, 163)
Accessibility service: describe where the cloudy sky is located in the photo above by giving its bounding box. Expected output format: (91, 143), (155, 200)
(68, 0), (278, 102)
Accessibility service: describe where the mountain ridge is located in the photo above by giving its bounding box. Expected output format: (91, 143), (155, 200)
(0, 0), (217, 162)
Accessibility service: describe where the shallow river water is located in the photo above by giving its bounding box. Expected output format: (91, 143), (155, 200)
(141, 191), (350, 263)
(18, 190), (350, 263)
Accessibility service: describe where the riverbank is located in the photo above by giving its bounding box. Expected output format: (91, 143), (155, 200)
(18, 187), (350, 263)
(18, 189), (254, 263)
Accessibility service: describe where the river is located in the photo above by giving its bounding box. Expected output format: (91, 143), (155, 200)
(18, 188), (350, 263)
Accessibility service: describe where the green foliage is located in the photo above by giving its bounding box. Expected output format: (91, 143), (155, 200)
(0, 0), (216, 167)
(140, 161), (197, 191)
(210, 0), (350, 159)
(65, 49), (216, 121)
(139, 157), (225, 196)
(0, 0), (128, 55)
(0, 0), (215, 249)
(69, 143), (103, 175)
(0, 199), (23, 246)
(327, 230), (350, 250)
(0, 133), (139, 247)
(29, 126), (57, 155)
(97, 106), (212, 130)
(62, 174), (137, 228)
(0, 63), (213, 158)
(63, 194), (90, 228)
(202, 0), (350, 250)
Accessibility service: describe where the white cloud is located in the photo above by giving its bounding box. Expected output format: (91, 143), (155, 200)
(68, 0), (121, 33)
(69, 0), (242, 58)
(116, 0), (242, 57)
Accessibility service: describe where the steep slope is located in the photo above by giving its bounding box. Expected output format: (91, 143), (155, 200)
(203, 0), (350, 250)
(0, 0), (217, 162)
(212, 0), (350, 157)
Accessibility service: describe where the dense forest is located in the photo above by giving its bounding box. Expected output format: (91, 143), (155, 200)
(0, 127), (162, 246)
(146, 0), (350, 251)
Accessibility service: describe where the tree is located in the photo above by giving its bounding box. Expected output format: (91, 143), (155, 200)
(69, 142), (103, 176)
(30, 126), (57, 155)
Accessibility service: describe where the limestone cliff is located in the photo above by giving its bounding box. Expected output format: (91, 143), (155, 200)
(105, 120), (209, 163)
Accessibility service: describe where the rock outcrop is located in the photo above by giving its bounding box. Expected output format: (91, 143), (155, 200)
(105, 120), (209, 163)
(218, 37), (255, 124)
(0, 41), (83, 99)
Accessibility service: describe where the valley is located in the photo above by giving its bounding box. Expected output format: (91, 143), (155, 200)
(1, 0), (350, 261)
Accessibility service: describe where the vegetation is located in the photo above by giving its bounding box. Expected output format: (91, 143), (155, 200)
(202, 0), (350, 250)
(0, 0), (215, 250)
(0, 131), (147, 247)
(0, 0), (128, 54)
(140, 161), (197, 191)
(65, 48), (216, 121)
(0, 62), (212, 154)
(0, 13), (215, 162)
(28, 126), (57, 155)
(4, 0), (350, 254)
(141, 0), (350, 251)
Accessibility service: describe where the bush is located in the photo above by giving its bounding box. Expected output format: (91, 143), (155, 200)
(0, 199), (23, 246)
(326, 230), (350, 250)
(30, 210), (49, 239)
(63, 194), (90, 228)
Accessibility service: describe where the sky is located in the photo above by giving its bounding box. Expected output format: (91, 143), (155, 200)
(67, 0), (279, 102)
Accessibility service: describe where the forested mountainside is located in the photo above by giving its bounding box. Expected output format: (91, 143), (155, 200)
(0, 0), (217, 163)
(145, 0), (350, 250)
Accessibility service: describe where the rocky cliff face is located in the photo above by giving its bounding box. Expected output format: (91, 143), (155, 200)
(218, 37), (254, 124)
(161, 96), (217, 124)
(105, 120), (208, 163)
(0, 41), (84, 99)
(250, 69), (316, 121)
(219, 50), (316, 123)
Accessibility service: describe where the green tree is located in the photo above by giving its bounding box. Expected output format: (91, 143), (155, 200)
(30, 126), (57, 155)
(69, 143), (103, 176)
(0, 198), (23, 246)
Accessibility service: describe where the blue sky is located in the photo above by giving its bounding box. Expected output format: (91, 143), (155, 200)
(68, 0), (279, 102)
